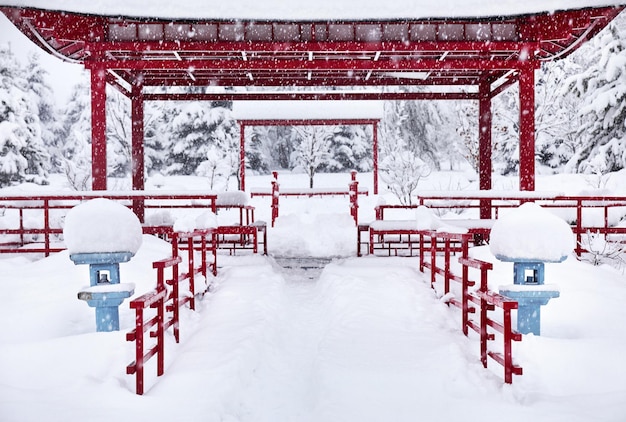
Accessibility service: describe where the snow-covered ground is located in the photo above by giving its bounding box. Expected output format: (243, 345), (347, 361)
(1, 169), (626, 422)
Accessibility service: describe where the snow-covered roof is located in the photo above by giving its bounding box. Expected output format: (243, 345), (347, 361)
(2, 1), (624, 20)
(233, 101), (384, 121)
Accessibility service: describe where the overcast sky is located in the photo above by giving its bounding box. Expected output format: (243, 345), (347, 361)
(0, 13), (85, 105)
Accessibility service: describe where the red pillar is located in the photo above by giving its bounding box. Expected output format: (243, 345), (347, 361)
(90, 65), (107, 190)
(373, 121), (379, 195)
(239, 123), (246, 191)
(131, 78), (145, 221)
(519, 63), (536, 191)
(478, 78), (492, 219)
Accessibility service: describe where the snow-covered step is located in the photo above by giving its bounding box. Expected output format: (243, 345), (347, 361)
(274, 257), (333, 280)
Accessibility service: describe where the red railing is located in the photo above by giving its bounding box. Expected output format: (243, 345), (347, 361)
(419, 230), (522, 383)
(251, 170), (367, 227)
(126, 229), (214, 395)
(417, 192), (626, 255)
(0, 192), (218, 256)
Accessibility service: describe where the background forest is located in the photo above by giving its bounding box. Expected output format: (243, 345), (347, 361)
(1, 12), (625, 192)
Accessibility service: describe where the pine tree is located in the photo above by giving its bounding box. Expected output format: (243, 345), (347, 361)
(59, 78), (92, 189)
(246, 126), (272, 174)
(166, 103), (238, 177)
(25, 53), (57, 176)
(144, 101), (173, 175)
(326, 125), (372, 172)
(0, 45), (49, 187)
(564, 22), (626, 174)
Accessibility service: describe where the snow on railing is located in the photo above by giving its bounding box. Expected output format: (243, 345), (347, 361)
(0, 192), (218, 256)
(416, 193), (626, 256)
(419, 230), (523, 383)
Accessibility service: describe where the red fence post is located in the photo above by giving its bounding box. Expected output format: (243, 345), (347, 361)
(134, 306), (145, 395)
(170, 233), (181, 343)
(430, 232), (437, 287)
(503, 304), (514, 383)
(187, 236), (195, 310)
(349, 170), (359, 225)
(576, 198), (583, 256)
(271, 171), (279, 227)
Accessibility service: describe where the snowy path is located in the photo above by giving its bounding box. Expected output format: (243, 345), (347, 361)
(145, 255), (527, 422)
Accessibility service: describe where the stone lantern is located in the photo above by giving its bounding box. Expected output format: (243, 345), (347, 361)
(64, 198), (143, 332)
(490, 202), (574, 336)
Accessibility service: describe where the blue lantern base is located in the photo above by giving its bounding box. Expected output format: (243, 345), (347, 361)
(499, 286), (559, 336)
(78, 284), (135, 332)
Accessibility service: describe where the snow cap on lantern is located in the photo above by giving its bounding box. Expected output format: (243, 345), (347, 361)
(64, 198), (143, 255)
(489, 202), (574, 263)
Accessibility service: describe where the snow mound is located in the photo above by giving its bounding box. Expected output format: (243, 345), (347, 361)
(173, 210), (218, 232)
(63, 198), (143, 254)
(216, 190), (248, 207)
(416, 205), (468, 233)
(489, 202), (574, 262)
(415, 205), (441, 230)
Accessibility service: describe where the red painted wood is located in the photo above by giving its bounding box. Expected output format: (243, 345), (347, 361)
(519, 62), (537, 191)
(478, 78), (493, 219)
(373, 121), (379, 194)
(90, 64), (107, 190)
(239, 123), (246, 191)
(131, 81), (145, 220)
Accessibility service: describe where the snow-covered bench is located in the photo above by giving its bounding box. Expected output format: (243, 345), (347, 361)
(360, 204), (492, 256)
(367, 219), (422, 256)
(143, 191), (267, 255)
(214, 191), (267, 255)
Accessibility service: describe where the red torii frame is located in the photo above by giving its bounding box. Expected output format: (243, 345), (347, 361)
(2, 4), (624, 213)
(237, 118), (380, 193)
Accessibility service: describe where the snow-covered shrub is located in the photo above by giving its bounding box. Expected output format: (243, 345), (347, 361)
(580, 230), (626, 269)
(379, 147), (431, 205)
(196, 145), (231, 190)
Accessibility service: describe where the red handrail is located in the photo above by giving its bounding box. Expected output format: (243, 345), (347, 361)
(263, 171), (367, 227)
(0, 192), (217, 256)
(415, 194), (626, 255)
(126, 229), (214, 395)
(419, 230), (523, 383)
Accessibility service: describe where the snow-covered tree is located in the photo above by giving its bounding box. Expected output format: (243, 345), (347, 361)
(381, 94), (459, 171)
(454, 100), (479, 171)
(196, 145), (231, 190)
(166, 103), (238, 180)
(246, 126), (272, 174)
(490, 87), (520, 176)
(380, 101), (431, 204)
(290, 125), (333, 188)
(144, 101), (174, 175)
(59, 79), (92, 189)
(380, 143), (431, 205)
(0, 45), (50, 187)
(25, 53), (58, 174)
(563, 22), (626, 174)
(106, 88), (131, 177)
(326, 125), (372, 172)
(535, 60), (583, 170)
